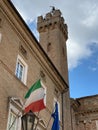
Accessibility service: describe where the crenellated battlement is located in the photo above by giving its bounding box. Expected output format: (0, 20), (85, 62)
(37, 9), (68, 40)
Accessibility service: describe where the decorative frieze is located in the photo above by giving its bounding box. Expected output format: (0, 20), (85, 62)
(19, 44), (27, 58)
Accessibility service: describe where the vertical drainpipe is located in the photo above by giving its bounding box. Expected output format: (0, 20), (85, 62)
(61, 92), (64, 130)
(70, 104), (73, 130)
(61, 90), (73, 130)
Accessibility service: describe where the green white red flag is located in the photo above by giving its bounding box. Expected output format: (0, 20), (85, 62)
(24, 79), (46, 113)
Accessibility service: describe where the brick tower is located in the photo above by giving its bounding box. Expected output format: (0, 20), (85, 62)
(37, 8), (72, 130)
(37, 8), (68, 83)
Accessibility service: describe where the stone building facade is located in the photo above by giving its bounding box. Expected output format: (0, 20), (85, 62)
(0, 0), (98, 130)
(71, 95), (98, 130)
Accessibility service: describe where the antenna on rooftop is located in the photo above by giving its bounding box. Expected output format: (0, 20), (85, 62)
(50, 6), (55, 13)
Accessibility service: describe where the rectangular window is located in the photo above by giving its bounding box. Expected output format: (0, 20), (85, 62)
(16, 61), (24, 81)
(6, 98), (22, 130)
(8, 111), (17, 130)
(15, 55), (28, 85)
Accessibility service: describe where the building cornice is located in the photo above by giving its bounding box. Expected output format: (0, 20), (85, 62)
(75, 108), (98, 116)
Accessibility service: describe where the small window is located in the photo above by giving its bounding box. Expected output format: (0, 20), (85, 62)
(16, 61), (24, 81)
(15, 55), (28, 85)
(62, 47), (65, 56)
(47, 42), (51, 52)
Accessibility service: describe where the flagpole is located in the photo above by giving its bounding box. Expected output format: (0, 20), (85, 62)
(34, 111), (40, 130)
(46, 93), (61, 129)
(46, 102), (57, 129)
(34, 94), (45, 130)
(46, 114), (52, 129)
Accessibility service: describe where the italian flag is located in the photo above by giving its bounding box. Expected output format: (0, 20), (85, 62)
(24, 79), (46, 113)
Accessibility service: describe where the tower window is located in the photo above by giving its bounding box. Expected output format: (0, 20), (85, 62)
(62, 47), (65, 56)
(47, 42), (51, 52)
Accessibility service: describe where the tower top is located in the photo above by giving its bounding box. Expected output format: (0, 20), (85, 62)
(50, 6), (55, 13)
(37, 8), (68, 40)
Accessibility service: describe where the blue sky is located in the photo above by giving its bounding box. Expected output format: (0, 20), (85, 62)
(11, 0), (98, 98)
(69, 48), (98, 98)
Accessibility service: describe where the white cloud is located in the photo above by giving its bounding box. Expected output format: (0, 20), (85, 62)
(67, 39), (92, 70)
(11, 0), (98, 70)
(88, 66), (97, 72)
(81, 2), (98, 27)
